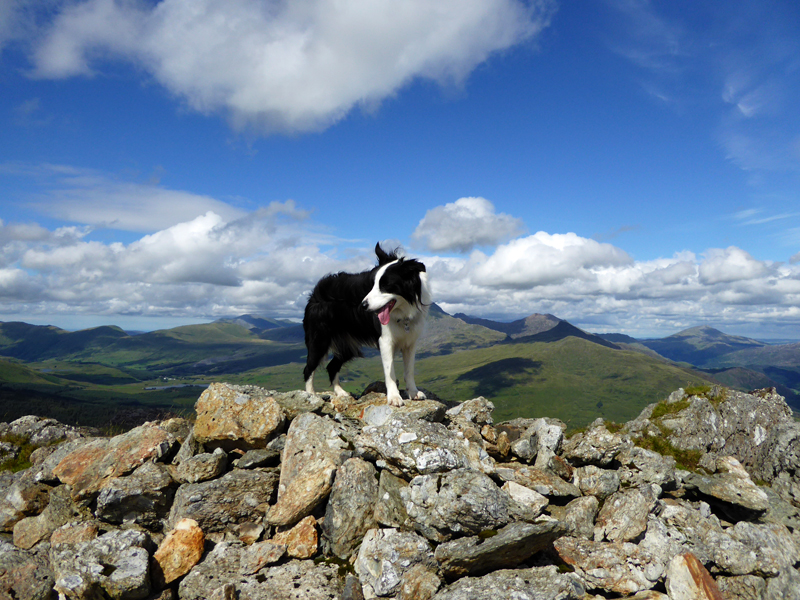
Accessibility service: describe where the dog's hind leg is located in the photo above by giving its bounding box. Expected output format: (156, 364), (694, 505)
(379, 335), (403, 406)
(303, 338), (329, 395)
(326, 350), (354, 397)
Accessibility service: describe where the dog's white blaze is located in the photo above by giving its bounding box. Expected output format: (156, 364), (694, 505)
(362, 260), (398, 312)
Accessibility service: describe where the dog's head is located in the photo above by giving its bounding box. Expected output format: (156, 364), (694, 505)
(362, 243), (429, 325)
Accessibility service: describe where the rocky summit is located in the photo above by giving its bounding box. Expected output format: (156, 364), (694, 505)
(1, 383), (800, 600)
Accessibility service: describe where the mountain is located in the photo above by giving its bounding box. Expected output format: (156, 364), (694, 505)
(216, 314), (297, 331)
(454, 312), (561, 338)
(639, 325), (766, 366)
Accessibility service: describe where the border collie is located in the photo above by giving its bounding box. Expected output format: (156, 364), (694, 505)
(303, 243), (431, 406)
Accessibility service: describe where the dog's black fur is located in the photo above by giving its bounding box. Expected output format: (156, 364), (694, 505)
(302, 243), (429, 404)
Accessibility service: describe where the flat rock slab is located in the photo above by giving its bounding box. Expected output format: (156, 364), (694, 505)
(434, 519), (568, 578)
(52, 423), (175, 500)
(430, 565), (584, 600)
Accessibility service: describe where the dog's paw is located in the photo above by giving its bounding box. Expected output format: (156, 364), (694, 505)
(387, 394), (405, 407)
(414, 390), (427, 400)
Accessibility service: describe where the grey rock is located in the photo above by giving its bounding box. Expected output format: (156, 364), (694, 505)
(681, 461), (769, 520)
(51, 529), (152, 600)
(729, 521), (799, 576)
(404, 468), (509, 542)
(430, 565), (584, 600)
(494, 463), (580, 499)
(13, 484), (86, 549)
(321, 457), (378, 559)
(562, 496), (599, 540)
(617, 445), (677, 489)
(445, 397), (494, 426)
(715, 574), (767, 600)
(355, 415), (492, 476)
(573, 465), (620, 500)
(764, 567), (800, 600)
(179, 543), (343, 600)
(169, 468), (279, 533)
(502, 481), (549, 522)
(553, 536), (662, 595)
(95, 461), (175, 529)
(434, 519), (567, 578)
(273, 413), (350, 513)
(4, 415), (92, 447)
(752, 420), (800, 502)
(594, 483), (660, 542)
(354, 528), (435, 597)
(561, 420), (632, 467)
(175, 447), (228, 483)
(271, 389), (326, 420)
(0, 540), (55, 600)
(232, 447), (281, 469)
(374, 470), (410, 528)
(171, 429), (200, 465)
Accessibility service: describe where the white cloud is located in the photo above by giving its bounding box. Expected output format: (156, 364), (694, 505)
(22, 0), (556, 134)
(412, 197), (525, 253)
(698, 247), (771, 285)
(470, 232), (632, 288)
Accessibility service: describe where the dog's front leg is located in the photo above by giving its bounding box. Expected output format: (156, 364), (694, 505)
(402, 344), (426, 401)
(379, 335), (403, 406)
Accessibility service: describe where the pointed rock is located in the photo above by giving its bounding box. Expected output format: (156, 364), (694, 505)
(153, 518), (205, 586)
(665, 552), (724, 600)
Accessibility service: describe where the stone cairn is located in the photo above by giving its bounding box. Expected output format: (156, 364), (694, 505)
(1, 383), (799, 600)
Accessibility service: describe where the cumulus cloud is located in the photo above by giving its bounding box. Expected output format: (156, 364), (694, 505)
(18, 0), (556, 134)
(412, 197), (525, 253)
(470, 232), (632, 288)
(698, 246), (771, 285)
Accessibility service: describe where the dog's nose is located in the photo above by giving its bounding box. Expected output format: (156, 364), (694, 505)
(361, 300), (369, 310)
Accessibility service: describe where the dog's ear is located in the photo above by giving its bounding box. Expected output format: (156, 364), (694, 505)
(404, 259), (426, 273)
(375, 243), (399, 266)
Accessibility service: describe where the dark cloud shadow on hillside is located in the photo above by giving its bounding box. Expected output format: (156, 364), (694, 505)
(455, 357), (542, 397)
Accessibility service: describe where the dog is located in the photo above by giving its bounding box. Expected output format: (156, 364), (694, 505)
(302, 243), (431, 406)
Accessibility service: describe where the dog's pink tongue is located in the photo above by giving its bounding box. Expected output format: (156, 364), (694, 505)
(378, 301), (395, 325)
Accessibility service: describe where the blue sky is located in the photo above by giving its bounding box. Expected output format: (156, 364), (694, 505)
(1, 0), (799, 338)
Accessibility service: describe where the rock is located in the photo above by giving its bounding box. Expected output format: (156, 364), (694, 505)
(561, 420), (632, 467)
(430, 565), (585, 600)
(273, 515), (318, 559)
(404, 468), (509, 542)
(359, 399), (449, 426)
(715, 574), (767, 600)
(553, 536), (662, 595)
(268, 412), (350, 526)
(665, 552), (725, 600)
(193, 383), (286, 451)
(434, 519), (568, 578)
(354, 528), (436, 597)
(50, 520), (99, 545)
(594, 483), (659, 542)
(764, 567), (800, 600)
(321, 457), (378, 559)
(270, 389), (326, 420)
(240, 540), (287, 575)
(398, 563), (442, 600)
(681, 457), (769, 520)
(494, 463), (580, 499)
(232, 447), (281, 469)
(374, 469), (410, 528)
(445, 397), (494, 425)
(153, 518), (205, 586)
(179, 545), (343, 600)
(13, 484), (86, 549)
(501, 481), (548, 517)
(728, 521), (799, 576)
(51, 529), (153, 600)
(4, 415), (92, 446)
(617, 445), (677, 489)
(52, 423), (176, 501)
(237, 521), (263, 544)
(95, 461), (176, 528)
(561, 496), (599, 540)
(355, 415), (492, 476)
(169, 468), (279, 533)
(0, 540), (55, 600)
(573, 464), (620, 500)
(266, 456), (336, 527)
(175, 447), (228, 483)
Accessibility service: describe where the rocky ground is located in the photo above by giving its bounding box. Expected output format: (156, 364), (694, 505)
(1, 383), (799, 600)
